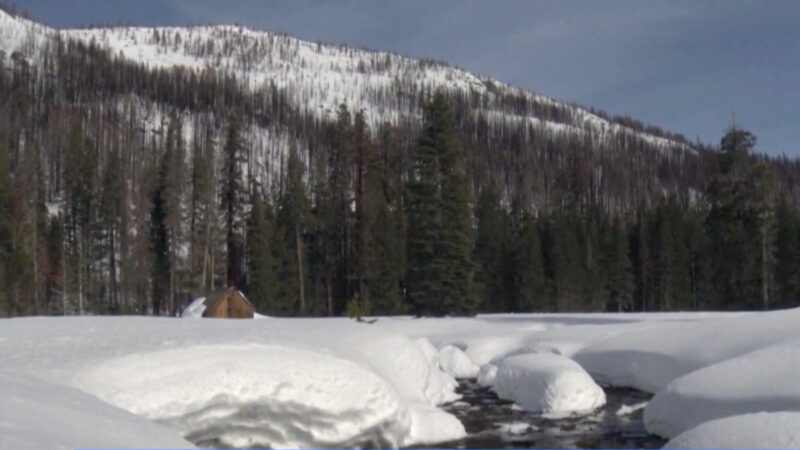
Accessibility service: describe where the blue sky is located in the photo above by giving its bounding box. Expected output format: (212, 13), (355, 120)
(15, 0), (800, 156)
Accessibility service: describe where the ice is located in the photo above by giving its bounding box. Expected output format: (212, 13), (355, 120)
(665, 412), (800, 449)
(438, 344), (480, 378)
(492, 353), (606, 415)
(644, 340), (800, 438)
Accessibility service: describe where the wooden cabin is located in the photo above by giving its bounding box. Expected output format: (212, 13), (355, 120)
(201, 287), (255, 319)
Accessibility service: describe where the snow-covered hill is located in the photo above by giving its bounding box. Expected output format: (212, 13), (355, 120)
(0, 8), (691, 154)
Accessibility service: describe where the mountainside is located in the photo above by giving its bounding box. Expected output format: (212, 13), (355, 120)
(2, 7), (800, 318)
(0, 8), (701, 203)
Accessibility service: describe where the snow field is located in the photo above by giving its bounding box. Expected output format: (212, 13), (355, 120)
(664, 412), (800, 449)
(5, 309), (800, 448)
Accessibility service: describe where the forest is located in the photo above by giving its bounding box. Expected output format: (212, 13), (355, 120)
(2, 14), (800, 318)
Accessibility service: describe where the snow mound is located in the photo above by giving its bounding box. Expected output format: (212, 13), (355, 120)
(0, 374), (192, 450)
(665, 412), (800, 449)
(438, 344), (480, 378)
(477, 363), (498, 387)
(181, 296), (206, 318)
(76, 344), (410, 448)
(412, 338), (460, 406)
(645, 341), (800, 438)
(492, 353), (606, 415)
(575, 309), (800, 393)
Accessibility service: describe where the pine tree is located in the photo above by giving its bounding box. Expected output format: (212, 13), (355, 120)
(509, 201), (546, 312)
(149, 147), (171, 316)
(277, 140), (310, 314)
(406, 91), (474, 316)
(706, 127), (774, 309)
(774, 199), (800, 307)
(246, 190), (277, 313)
(221, 114), (246, 289)
(0, 141), (16, 315)
(603, 218), (634, 312)
(474, 183), (510, 311)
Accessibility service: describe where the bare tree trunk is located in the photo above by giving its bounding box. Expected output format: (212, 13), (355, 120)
(762, 224), (769, 310)
(326, 280), (333, 316)
(296, 224), (305, 314)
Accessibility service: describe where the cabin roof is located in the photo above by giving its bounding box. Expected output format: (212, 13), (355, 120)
(203, 287), (255, 314)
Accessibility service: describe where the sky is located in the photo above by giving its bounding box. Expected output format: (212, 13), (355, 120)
(14, 0), (800, 156)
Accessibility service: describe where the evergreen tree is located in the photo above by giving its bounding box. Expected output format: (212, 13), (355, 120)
(221, 114), (246, 289)
(246, 190), (278, 313)
(0, 141), (17, 315)
(149, 148), (171, 316)
(277, 140), (310, 314)
(706, 127), (774, 309)
(406, 91), (474, 316)
(603, 218), (634, 312)
(474, 183), (510, 311)
(774, 199), (800, 307)
(509, 201), (546, 312)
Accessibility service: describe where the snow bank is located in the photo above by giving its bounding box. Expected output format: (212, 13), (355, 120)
(645, 341), (800, 438)
(181, 296), (206, 318)
(0, 317), (465, 449)
(77, 344), (408, 448)
(665, 412), (800, 449)
(492, 353), (606, 415)
(574, 309), (800, 392)
(0, 374), (193, 450)
(438, 344), (480, 378)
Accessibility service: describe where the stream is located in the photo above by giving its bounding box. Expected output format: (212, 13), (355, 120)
(423, 380), (667, 449)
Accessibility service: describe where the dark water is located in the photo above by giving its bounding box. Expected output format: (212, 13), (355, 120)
(422, 380), (667, 449)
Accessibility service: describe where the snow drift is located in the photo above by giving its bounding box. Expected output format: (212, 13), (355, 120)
(645, 340), (800, 438)
(492, 353), (606, 415)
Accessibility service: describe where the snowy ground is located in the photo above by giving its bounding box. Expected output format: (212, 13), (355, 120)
(2, 308), (800, 449)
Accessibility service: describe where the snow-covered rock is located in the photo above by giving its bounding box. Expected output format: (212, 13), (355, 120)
(665, 412), (800, 449)
(76, 344), (409, 448)
(438, 344), (480, 378)
(492, 353), (606, 415)
(644, 340), (800, 438)
(476, 363), (497, 387)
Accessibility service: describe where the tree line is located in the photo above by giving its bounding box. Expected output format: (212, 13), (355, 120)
(1, 29), (800, 316)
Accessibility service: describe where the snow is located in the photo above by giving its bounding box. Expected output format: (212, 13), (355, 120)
(0, 317), (465, 449)
(181, 296), (206, 318)
(491, 353), (606, 415)
(78, 344), (408, 448)
(616, 401), (648, 416)
(644, 340), (800, 438)
(4, 309), (800, 448)
(0, 373), (193, 450)
(476, 363), (497, 387)
(438, 344), (480, 378)
(665, 412), (800, 449)
(496, 421), (535, 434)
